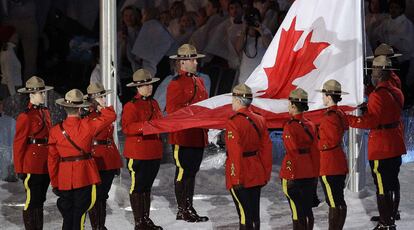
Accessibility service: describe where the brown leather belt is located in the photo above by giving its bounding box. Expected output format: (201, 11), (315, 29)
(92, 139), (112, 146)
(243, 151), (257, 157)
(27, 138), (48, 145)
(60, 154), (92, 162)
(298, 148), (310, 154)
(376, 121), (399, 130)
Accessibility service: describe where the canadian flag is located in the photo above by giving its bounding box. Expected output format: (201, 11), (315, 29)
(144, 0), (364, 134)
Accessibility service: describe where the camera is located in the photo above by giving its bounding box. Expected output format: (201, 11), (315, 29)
(244, 8), (261, 27)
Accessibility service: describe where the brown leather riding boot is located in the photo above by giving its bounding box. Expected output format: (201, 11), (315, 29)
(23, 209), (36, 230)
(33, 208), (44, 230)
(143, 192), (162, 230)
(329, 206), (347, 230)
(130, 192), (147, 230)
(292, 218), (307, 230)
(183, 177), (209, 222)
(99, 201), (108, 230)
(88, 203), (100, 230)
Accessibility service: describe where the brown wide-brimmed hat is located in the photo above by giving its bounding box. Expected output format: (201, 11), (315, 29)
(366, 43), (402, 60)
(316, 79), (349, 95)
(126, 69), (160, 87)
(84, 82), (113, 99)
(17, 76), (54, 94)
(56, 89), (91, 108)
(288, 88), (313, 103)
(229, 83), (253, 99)
(365, 56), (399, 71)
(169, 44), (206, 60)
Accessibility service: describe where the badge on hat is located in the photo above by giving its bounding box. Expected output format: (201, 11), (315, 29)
(126, 69), (160, 87)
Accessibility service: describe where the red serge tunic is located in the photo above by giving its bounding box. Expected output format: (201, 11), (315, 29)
(166, 72), (208, 147)
(224, 108), (273, 190)
(122, 95), (163, 160)
(280, 114), (319, 180)
(48, 106), (116, 190)
(14, 103), (52, 174)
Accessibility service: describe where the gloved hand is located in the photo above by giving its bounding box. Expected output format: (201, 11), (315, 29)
(52, 187), (61, 196)
(17, 173), (26, 180)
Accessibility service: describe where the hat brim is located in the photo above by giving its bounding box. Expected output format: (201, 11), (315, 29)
(366, 53), (402, 60)
(83, 89), (113, 99)
(55, 98), (91, 108)
(226, 93), (254, 99)
(282, 98), (315, 103)
(17, 86), (54, 94)
(315, 89), (349, 95)
(126, 78), (160, 87)
(364, 67), (399, 71)
(169, 54), (206, 60)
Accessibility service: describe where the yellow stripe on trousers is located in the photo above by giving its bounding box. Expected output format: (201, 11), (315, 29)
(173, 145), (184, 182)
(23, 174), (31, 211)
(80, 184), (96, 230)
(321, 176), (336, 208)
(230, 188), (246, 225)
(373, 160), (384, 195)
(128, 159), (136, 194)
(282, 179), (298, 220)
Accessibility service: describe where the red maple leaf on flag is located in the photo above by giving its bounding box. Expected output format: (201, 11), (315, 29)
(260, 17), (330, 99)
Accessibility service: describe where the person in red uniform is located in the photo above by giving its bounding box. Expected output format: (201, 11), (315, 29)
(84, 82), (123, 230)
(122, 69), (163, 230)
(166, 44), (209, 222)
(13, 76), (53, 229)
(48, 89), (116, 230)
(280, 88), (319, 230)
(315, 80), (349, 230)
(347, 56), (405, 230)
(225, 84), (272, 230)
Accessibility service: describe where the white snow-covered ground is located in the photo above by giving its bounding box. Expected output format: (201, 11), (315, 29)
(1, 161), (414, 230)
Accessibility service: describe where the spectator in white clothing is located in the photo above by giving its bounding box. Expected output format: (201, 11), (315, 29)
(0, 25), (21, 96)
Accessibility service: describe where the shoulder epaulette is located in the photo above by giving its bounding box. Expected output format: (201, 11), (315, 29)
(130, 97), (138, 103)
(172, 74), (180, 81)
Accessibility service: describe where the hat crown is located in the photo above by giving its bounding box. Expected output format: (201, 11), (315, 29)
(289, 88), (308, 101)
(133, 69), (153, 82)
(323, 80), (342, 92)
(177, 44), (198, 57)
(374, 43), (394, 56)
(232, 84), (252, 95)
(65, 89), (84, 102)
(87, 82), (105, 94)
(25, 76), (45, 88)
(372, 55), (392, 68)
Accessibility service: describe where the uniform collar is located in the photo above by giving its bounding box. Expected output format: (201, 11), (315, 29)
(28, 103), (46, 110)
(65, 116), (81, 123)
(236, 107), (250, 114)
(326, 105), (338, 112)
(376, 80), (392, 89)
(134, 93), (151, 101)
(290, 113), (304, 121)
(179, 70), (196, 77)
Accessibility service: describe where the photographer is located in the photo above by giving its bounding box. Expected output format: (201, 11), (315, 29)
(236, 7), (272, 84)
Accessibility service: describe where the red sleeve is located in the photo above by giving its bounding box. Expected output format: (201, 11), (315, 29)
(47, 129), (59, 188)
(225, 120), (242, 186)
(166, 80), (186, 114)
(318, 113), (343, 150)
(86, 106), (117, 136)
(13, 113), (30, 173)
(347, 92), (381, 129)
(259, 119), (272, 182)
(121, 102), (146, 135)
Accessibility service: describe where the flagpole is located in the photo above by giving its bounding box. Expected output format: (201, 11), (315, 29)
(347, 0), (367, 195)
